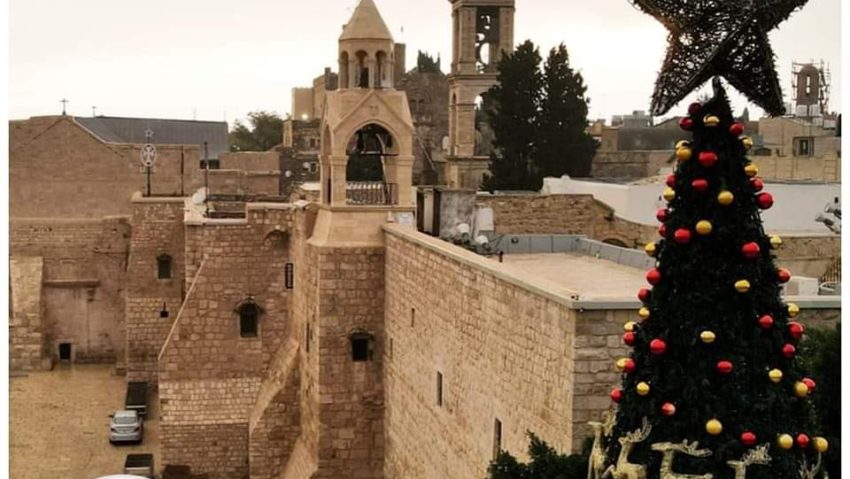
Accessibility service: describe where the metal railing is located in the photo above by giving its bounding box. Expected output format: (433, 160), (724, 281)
(820, 256), (841, 283)
(346, 182), (398, 206)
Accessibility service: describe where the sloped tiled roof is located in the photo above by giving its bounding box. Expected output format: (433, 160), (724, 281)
(76, 116), (229, 159)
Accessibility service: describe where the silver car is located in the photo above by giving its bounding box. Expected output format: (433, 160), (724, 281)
(109, 410), (143, 444)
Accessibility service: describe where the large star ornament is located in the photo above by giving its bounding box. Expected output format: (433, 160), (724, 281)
(632, 0), (808, 116)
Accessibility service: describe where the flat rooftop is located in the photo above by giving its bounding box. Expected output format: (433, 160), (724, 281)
(501, 252), (646, 300)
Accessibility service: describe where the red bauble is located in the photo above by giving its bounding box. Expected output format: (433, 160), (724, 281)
(777, 268), (792, 283)
(650, 339), (667, 355)
(758, 314), (775, 330)
(757, 193), (775, 209)
(680, 117), (694, 130)
(623, 332), (636, 346)
(638, 288), (651, 302)
(751, 177), (764, 192)
(692, 179), (709, 192)
(742, 242), (761, 259)
(656, 208), (669, 222)
(661, 402), (676, 416)
(646, 268), (662, 285)
(698, 151), (718, 167)
(658, 224), (667, 237)
(610, 388), (623, 403)
(623, 358), (636, 373)
(688, 102), (702, 115)
(666, 174), (676, 187)
(741, 431), (758, 446)
(674, 228), (692, 244)
(797, 434), (811, 449)
(783, 343), (797, 358)
(802, 378), (816, 391)
(730, 122), (745, 136)
(788, 322), (805, 339)
(716, 360), (734, 374)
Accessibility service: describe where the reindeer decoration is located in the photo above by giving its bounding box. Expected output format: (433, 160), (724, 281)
(587, 411), (616, 479)
(651, 440), (713, 479)
(798, 453), (823, 479)
(602, 418), (652, 479)
(726, 444), (770, 479)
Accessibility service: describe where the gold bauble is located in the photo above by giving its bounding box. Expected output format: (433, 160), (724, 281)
(768, 369), (783, 383)
(624, 321), (637, 332)
(700, 330), (716, 344)
(744, 164), (759, 177)
(638, 307), (650, 320)
(735, 279), (751, 293)
(741, 136), (754, 150)
(616, 358), (628, 371)
(770, 235), (783, 249)
(676, 147), (692, 162)
(706, 419), (723, 435)
(636, 382), (650, 396)
(695, 220), (713, 235)
(645, 242), (657, 257)
(814, 437), (829, 453)
(777, 434), (794, 450)
(718, 191), (734, 206)
(675, 140), (691, 150)
(788, 303), (800, 317)
(704, 115), (720, 127)
(794, 381), (809, 397)
(663, 187), (676, 201)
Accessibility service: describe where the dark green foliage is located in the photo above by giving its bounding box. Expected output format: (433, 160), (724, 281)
(488, 433), (590, 479)
(537, 44), (598, 178)
(606, 80), (823, 479)
(483, 41), (596, 191)
(230, 111), (283, 152)
(416, 51), (442, 73)
(482, 40), (543, 192)
(798, 323), (841, 478)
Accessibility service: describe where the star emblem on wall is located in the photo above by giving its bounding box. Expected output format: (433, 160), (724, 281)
(631, 0), (808, 116)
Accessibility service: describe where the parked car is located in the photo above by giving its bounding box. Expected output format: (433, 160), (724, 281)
(109, 410), (143, 444)
(123, 453), (155, 478)
(125, 381), (148, 418)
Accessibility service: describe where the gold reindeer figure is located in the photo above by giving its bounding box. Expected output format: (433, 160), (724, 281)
(602, 418), (652, 479)
(726, 444), (770, 479)
(798, 452), (823, 479)
(651, 440), (713, 479)
(587, 412), (616, 479)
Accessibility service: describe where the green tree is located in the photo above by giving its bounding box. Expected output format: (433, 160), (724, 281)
(230, 111), (283, 152)
(488, 433), (590, 479)
(798, 323), (840, 478)
(537, 44), (597, 178)
(482, 40), (543, 191)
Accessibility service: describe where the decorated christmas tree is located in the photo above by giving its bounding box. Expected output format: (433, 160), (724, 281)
(595, 1), (829, 478)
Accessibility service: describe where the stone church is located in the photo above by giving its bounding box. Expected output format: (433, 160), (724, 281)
(9, 1), (840, 478)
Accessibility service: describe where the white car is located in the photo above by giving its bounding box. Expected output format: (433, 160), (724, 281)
(108, 410), (143, 444)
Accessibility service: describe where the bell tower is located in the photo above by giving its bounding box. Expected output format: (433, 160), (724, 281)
(444, 0), (515, 189)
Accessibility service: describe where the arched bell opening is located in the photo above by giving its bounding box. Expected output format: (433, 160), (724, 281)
(345, 123), (399, 205)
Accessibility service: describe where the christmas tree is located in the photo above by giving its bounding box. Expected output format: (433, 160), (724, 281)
(599, 79), (827, 479)
(594, 1), (825, 477)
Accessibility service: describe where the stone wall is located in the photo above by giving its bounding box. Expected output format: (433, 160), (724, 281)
(158, 205), (294, 479)
(10, 116), (203, 218)
(207, 169), (281, 197)
(382, 225), (576, 478)
(9, 257), (46, 370)
(10, 217), (130, 365)
(591, 150), (671, 178)
(125, 197), (186, 382)
(477, 194), (656, 247)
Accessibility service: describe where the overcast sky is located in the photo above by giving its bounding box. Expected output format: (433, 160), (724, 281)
(8, 0), (841, 126)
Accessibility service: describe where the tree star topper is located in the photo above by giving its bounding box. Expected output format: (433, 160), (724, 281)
(631, 0), (808, 116)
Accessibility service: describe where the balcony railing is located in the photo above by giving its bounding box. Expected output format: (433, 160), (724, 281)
(346, 181), (398, 206)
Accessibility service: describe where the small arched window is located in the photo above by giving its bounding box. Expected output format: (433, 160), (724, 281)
(157, 254), (172, 279)
(350, 330), (374, 362)
(236, 299), (262, 338)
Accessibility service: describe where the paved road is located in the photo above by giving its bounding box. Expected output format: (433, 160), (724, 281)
(10, 364), (160, 479)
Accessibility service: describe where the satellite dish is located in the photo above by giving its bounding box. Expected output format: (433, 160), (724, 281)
(302, 162), (311, 170)
(285, 170), (293, 178)
(192, 188), (207, 205)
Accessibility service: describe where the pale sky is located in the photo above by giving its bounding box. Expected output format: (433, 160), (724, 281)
(8, 0), (842, 126)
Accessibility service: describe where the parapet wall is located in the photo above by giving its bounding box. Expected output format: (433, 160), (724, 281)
(383, 224), (576, 477)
